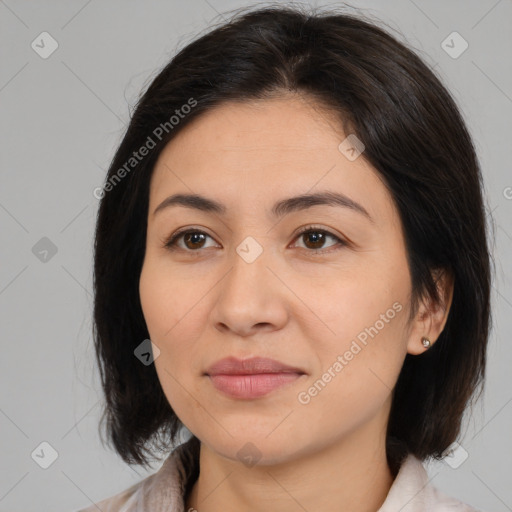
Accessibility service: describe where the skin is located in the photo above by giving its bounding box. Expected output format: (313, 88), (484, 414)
(139, 93), (453, 512)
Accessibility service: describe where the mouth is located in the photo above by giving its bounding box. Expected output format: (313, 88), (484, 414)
(205, 356), (307, 399)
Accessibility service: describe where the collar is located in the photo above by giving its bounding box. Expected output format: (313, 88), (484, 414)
(126, 437), (476, 512)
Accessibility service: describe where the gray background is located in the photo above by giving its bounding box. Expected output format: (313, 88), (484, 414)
(0, 0), (511, 511)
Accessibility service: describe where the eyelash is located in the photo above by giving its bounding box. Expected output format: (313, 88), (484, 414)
(162, 225), (347, 255)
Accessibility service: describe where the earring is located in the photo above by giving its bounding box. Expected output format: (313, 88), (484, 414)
(421, 337), (431, 349)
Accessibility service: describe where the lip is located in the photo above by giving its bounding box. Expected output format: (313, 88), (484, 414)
(205, 357), (306, 399)
(206, 356), (305, 376)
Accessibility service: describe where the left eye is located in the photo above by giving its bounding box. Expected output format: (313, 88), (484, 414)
(292, 227), (345, 252)
(163, 226), (346, 253)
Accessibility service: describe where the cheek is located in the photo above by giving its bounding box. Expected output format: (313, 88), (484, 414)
(294, 263), (409, 409)
(139, 257), (205, 340)
(139, 261), (202, 393)
(290, 257), (408, 352)
(294, 309), (407, 442)
(140, 271), (204, 427)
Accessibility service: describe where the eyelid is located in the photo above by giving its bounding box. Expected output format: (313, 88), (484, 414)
(162, 225), (219, 251)
(289, 224), (347, 252)
(162, 224), (348, 254)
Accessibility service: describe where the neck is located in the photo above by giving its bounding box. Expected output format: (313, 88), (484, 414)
(185, 412), (395, 512)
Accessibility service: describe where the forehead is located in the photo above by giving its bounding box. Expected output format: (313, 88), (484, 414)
(158, 94), (346, 162)
(149, 95), (395, 225)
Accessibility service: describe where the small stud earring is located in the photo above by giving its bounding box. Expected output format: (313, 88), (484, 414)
(422, 337), (431, 349)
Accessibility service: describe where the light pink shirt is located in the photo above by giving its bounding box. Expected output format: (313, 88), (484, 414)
(76, 439), (483, 512)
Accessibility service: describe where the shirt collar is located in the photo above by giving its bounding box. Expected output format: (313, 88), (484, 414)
(135, 438), (460, 512)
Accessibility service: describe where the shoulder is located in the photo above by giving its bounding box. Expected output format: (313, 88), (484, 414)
(427, 484), (484, 511)
(74, 478), (143, 512)
(424, 476), (486, 512)
(379, 454), (485, 512)
(73, 438), (200, 512)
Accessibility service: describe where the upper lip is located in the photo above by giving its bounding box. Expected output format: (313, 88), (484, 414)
(205, 356), (306, 376)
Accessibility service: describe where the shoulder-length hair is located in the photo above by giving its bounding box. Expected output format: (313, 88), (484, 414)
(92, 4), (492, 472)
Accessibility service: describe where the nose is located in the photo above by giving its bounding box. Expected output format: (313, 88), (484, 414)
(210, 246), (289, 338)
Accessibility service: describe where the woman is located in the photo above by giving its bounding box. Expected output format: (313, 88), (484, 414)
(78, 4), (492, 511)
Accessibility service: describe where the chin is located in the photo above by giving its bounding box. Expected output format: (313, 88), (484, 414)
(200, 430), (315, 468)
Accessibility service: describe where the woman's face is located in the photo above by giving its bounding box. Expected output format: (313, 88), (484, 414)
(139, 94), (420, 465)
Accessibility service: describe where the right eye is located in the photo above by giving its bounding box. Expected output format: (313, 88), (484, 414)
(163, 229), (219, 251)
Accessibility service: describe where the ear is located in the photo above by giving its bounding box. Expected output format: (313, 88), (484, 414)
(406, 268), (454, 355)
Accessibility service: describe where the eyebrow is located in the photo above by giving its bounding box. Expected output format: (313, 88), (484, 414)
(153, 191), (373, 223)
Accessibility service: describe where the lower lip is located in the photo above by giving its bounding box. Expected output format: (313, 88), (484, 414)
(208, 373), (303, 399)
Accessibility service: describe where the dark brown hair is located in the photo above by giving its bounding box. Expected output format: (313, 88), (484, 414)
(92, 4), (492, 472)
